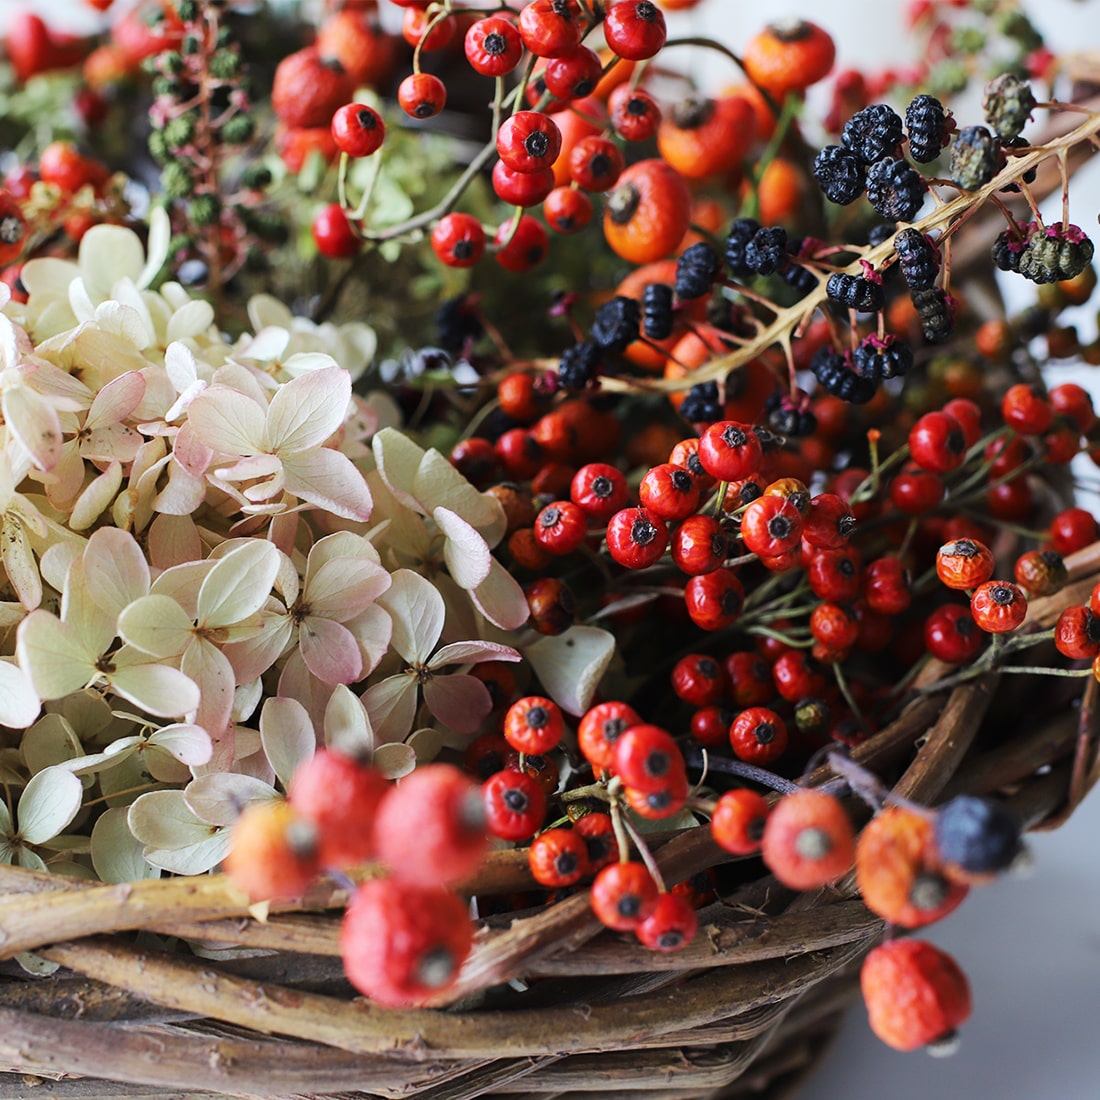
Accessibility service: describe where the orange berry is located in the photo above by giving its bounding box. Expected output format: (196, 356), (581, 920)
(855, 806), (968, 929)
(761, 788), (855, 891)
(603, 158), (692, 264)
(657, 94), (755, 180)
(223, 800), (320, 902)
(315, 9), (400, 88)
(742, 20), (836, 100)
(861, 939), (972, 1051)
(755, 156), (807, 226)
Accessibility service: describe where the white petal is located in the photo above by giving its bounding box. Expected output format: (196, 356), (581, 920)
(264, 365), (350, 455)
(137, 206), (171, 290)
(371, 426), (427, 513)
(68, 460), (124, 532)
(197, 540), (279, 629)
(117, 595), (193, 659)
(373, 741), (415, 780)
(84, 528), (150, 620)
(1, 518), (42, 611)
(428, 640), (522, 668)
(79, 223), (146, 301)
(108, 661), (201, 719)
(16, 611), (92, 701)
(143, 832), (231, 875)
(280, 448), (373, 521)
(129, 789), (210, 847)
(360, 674), (417, 745)
(180, 640), (234, 740)
(186, 385), (267, 457)
(434, 507), (491, 590)
(17, 766), (83, 844)
(345, 602), (391, 676)
(85, 370), (146, 431)
(523, 625), (615, 717)
(166, 299), (215, 343)
(2, 385), (63, 472)
(149, 723), (213, 767)
(470, 558), (530, 630)
(260, 696), (317, 789)
(414, 449), (502, 535)
(305, 556), (391, 619)
(184, 772), (277, 827)
(0, 660), (42, 730)
(376, 569), (444, 664)
(322, 683), (373, 758)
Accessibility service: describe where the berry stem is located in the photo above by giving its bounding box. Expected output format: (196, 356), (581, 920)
(681, 745), (802, 795)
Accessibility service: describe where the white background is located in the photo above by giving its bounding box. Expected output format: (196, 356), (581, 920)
(4, 1), (1100, 1097)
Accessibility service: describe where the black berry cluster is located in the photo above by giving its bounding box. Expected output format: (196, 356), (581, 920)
(851, 334), (913, 380)
(435, 295), (484, 353)
(865, 156), (926, 222)
(1017, 223), (1096, 285)
(842, 103), (904, 165)
(912, 286), (955, 343)
(679, 381), (722, 424)
(812, 145), (866, 205)
(811, 346), (877, 405)
(724, 217), (760, 278)
(558, 341), (603, 390)
(675, 242), (722, 300)
(904, 94), (953, 163)
(745, 226), (789, 276)
(894, 228), (940, 291)
(590, 296), (640, 353)
(642, 283), (673, 340)
(826, 272), (885, 312)
(764, 391), (817, 437)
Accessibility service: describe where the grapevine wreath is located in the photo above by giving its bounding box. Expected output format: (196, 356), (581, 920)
(0, 0), (1098, 1096)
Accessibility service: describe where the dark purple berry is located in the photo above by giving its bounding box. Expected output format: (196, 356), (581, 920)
(842, 103), (904, 165)
(679, 381), (722, 425)
(675, 242), (721, 300)
(852, 333), (913, 380)
(934, 795), (1022, 875)
(894, 227), (940, 291)
(812, 145), (865, 205)
(911, 286), (955, 343)
(904, 93), (952, 163)
(725, 217), (761, 278)
(558, 341), (603, 389)
(745, 226), (788, 276)
(590, 296), (640, 353)
(642, 283), (673, 340)
(826, 271), (884, 312)
(811, 347), (877, 405)
(865, 157), (926, 222)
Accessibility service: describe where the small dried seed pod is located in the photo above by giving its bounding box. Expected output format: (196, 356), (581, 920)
(983, 72), (1036, 142)
(950, 125), (1003, 191)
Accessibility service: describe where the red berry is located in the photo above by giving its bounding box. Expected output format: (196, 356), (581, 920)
(223, 801), (320, 902)
(533, 499), (588, 555)
(761, 789), (855, 891)
(577, 700), (641, 771)
(609, 83), (662, 142)
(1001, 383), (1053, 435)
(528, 827), (590, 886)
(1014, 548), (1067, 596)
(860, 939), (971, 1051)
(341, 878), (473, 1007)
(1054, 605), (1100, 660)
(942, 397), (983, 446)
(330, 102), (386, 157)
(935, 538), (995, 590)
(544, 45), (603, 100)
(312, 203), (360, 258)
(710, 788), (770, 855)
(465, 15), (524, 77)
(397, 72), (447, 119)
(908, 411), (968, 474)
(697, 421), (763, 481)
(726, 651), (774, 706)
(863, 556), (911, 615)
(606, 506), (668, 569)
(772, 650), (828, 702)
(671, 514), (729, 575)
(1049, 382), (1096, 433)
(729, 706), (788, 766)
(1049, 506), (1099, 555)
(969, 580), (1027, 633)
(924, 603), (984, 663)
(372, 764), (489, 887)
(809, 601), (860, 654)
(287, 749), (389, 868)
(684, 568), (745, 631)
(483, 768), (547, 840)
(802, 492), (856, 550)
(430, 212), (486, 267)
(889, 466), (944, 514)
(544, 185), (594, 233)
(689, 704), (734, 748)
(639, 462), (702, 522)
(494, 215), (549, 272)
(497, 111), (563, 173)
(612, 723), (684, 793)
(671, 653), (727, 707)
(603, 1), (667, 61)
(493, 160), (557, 207)
(570, 462), (628, 520)
(590, 860), (659, 930)
(740, 495), (803, 558)
(624, 769), (689, 819)
(272, 48), (355, 130)
(402, 6), (457, 51)
(503, 695), (565, 755)
(574, 810), (617, 870)
(634, 891), (698, 952)
(518, 0), (584, 58)
(808, 545), (862, 602)
(569, 135), (626, 192)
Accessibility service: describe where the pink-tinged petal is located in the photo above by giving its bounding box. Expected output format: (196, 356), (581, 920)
(69, 460), (123, 532)
(153, 458), (207, 516)
(276, 649), (333, 734)
(43, 439), (86, 511)
(323, 684), (373, 757)
(81, 423), (144, 464)
(371, 427), (427, 513)
(186, 384), (267, 457)
(306, 531), (381, 573)
(423, 673), (492, 734)
(299, 616), (363, 686)
(85, 370), (146, 431)
(361, 674), (418, 745)
(172, 422), (215, 478)
(148, 513), (203, 572)
(62, 559), (117, 658)
(16, 610), (92, 700)
(84, 528), (150, 620)
(3, 385), (62, 471)
(180, 639), (234, 753)
(0, 659), (41, 729)
(280, 448), (373, 522)
(212, 452), (282, 484)
(222, 612), (293, 684)
(108, 657), (201, 719)
(264, 365), (350, 455)
(2, 517), (42, 611)
(433, 507), (491, 589)
(305, 557), (391, 620)
(428, 640), (522, 669)
(470, 558), (530, 630)
(344, 603), (391, 677)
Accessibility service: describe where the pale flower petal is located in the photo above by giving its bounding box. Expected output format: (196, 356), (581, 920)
(434, 506), (492, 590)
(0, 659), (41, 730)
(186, 384), (267, 457)
(423, 674), (492, 734)
(280, 448), (373, 521)
(470, 558), (530, 630)
(323, 684), (373, 758)
(79, 223), (147, 302)
(523, 625), (615, 717)
(17, 766), (84, 844)
(260, 696), (316, 788)
(117, 595), (193, 659)
(69, 460), (123, 532)
(166, 299), (215, 343)
(2, 384), (63, 471)
(299, 616), (363, 685)
(109, 661), (201, 719)
(84, 527), (150, 620)
(84, 370), (146, 431)
(196, 540), (279, 629)
(264, 365), (349, 455)
(373, 741), (415, 781)
(376, 569), (444, 665)
(360, 673), (417, 745)
(304, 556), (391, 619)
(148, 723), (213, 768)
(16, 611), (92, 701)
(371, 426), (427, 513)
(137, 206), (171, 290)
(2, 517), (43, 611)
(428, 640), (522, 668)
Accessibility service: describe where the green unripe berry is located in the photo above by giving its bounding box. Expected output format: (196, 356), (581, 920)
(148, 131), (170, 163)
(220, 114), (254, 145)
(240, 163), (272, 190)
(161, 162), (195, 199)
(175, 0), (198, 21)
(163, 114), (197, 148)
(182, 34), (201, 55)
(160, 51), (184, 75)
(189, 194), (221, 226)
(152, 75), (181, 98)
(208, 49), (241, 80)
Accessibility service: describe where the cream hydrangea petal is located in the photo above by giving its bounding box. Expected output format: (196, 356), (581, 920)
(237, 326), (290, 362)
(143, 833), (231, 876)
(361, 674), (418, 745)
(93, 300), (152, 351)
(2, 384), (63, 471)
(470, 558), (530, 631)
(280, 448), (373, 521)
(137, 206), (171, 291)
(345, 602), (391, 677)
(61, 558), (116, 658)
(147, 513), (203, 571)
(196, 540), (279, 629)
(523, 625), (615, 717)
(299, 616), (363, 686)
(186, 384), (267, 457)
(414, 449), (503, 536)
(69, 460), (123, 532)
(376, 569), (444, 665)
(371, 427), (427, 513)
(166, 299), (215, 343)
(109, 660), (201, 719)
(184, 773), (276, 827)
(91, 807), (161, 883)
(84, 370), (146, 432)
(322, 684), (373, 758)
(84, 528), (150, 620)
(221, 612), (293, 684)
(304, 556), (391, 619)
(149, 723), (213, 768)
(2, 517), (42, 611)
(0, 659), (41, 730)
(428, 641), (522, 668)
(264, 365), (349, 455)
(278, 352), (340, 378)
(17, 766), (83, 844)
(117, 595), (193, 659)
(246, 293), (294, 333)
(259, 696), (316, 788)
(16, 610), (93, 700)
(434, 507), (491, 590)
(374, 741), (415, 780)
(79, 223), (147, 302)
(180, 640), (234, 758)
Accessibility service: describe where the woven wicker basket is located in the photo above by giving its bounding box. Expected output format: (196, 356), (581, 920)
(0, 544), (1097, 1100)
